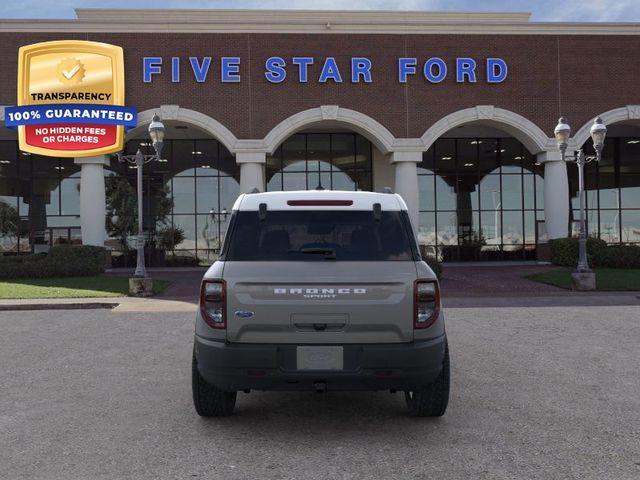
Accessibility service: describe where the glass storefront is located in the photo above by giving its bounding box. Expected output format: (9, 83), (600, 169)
(569, 137), (640, 244)
(0, 141), (82, 254)
(266, 133), (373, 192)
(418, 137), (545, 261)
(0, 138), (239, 265)
(2, 133), (639, 264)
(112, 139), (240, 265)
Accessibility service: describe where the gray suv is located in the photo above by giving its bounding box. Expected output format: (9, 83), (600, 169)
(192, 190), (449, 417)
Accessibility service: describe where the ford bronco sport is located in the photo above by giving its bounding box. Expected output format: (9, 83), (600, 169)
(192, 190), (449, 417)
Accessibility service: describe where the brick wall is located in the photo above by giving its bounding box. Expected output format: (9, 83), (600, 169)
(0, 32), (638, 141)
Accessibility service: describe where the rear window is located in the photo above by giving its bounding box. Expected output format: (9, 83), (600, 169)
(223, 210), (418, 261)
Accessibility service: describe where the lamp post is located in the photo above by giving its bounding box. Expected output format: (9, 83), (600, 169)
(117, 114), (165, 293)
(553, 116), (607, 289)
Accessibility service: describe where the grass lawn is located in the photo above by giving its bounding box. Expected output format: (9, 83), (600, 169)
(0, 276), (171, 299)
(526, 268), (640, 291)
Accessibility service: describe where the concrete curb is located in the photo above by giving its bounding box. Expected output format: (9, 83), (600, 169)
(0, 302), (119, 311)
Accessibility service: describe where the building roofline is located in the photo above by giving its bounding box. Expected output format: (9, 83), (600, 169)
(73, 9), (533, 24)
(0, 9), (638, 35)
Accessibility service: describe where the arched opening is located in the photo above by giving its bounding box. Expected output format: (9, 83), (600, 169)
(570, 120), (640, 245)
(418, 123), (545, 261)
(266, 127), (377, 193)
(263, 107), (397, 197)
(109, 120), (239, 267)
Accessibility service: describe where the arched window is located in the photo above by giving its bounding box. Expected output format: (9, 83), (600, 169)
(267, 133), (372, 192)
(418, 136), (543, 261)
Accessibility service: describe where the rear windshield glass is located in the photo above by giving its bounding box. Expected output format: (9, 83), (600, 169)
(224, 210), (417, 261)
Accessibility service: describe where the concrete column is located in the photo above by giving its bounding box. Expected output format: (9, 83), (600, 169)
(74, 155), (109, 246)
(391, 151), (422, 228)
(237, 152), (266, 193)
(538, 151), (569, 240)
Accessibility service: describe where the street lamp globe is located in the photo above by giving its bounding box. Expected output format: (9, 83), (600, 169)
(590, 116), (607, 154)
(554, 117), (571, 154)
(148, 113), (165, 155)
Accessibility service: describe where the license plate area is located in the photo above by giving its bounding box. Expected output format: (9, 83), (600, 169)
(296, 346), (343, 371)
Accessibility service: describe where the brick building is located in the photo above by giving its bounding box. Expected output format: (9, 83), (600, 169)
(0, 9), (639, 264)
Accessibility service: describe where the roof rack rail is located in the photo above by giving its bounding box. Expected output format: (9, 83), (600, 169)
(248, 187), (261, 194)
(383, 187), (393, 194)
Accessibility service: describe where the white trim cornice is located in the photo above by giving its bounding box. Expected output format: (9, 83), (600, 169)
(127, 106), (239, 153)
(421, 106), (554, 154)
(572, 105), (640, 148)
(263, 106), (396, 155)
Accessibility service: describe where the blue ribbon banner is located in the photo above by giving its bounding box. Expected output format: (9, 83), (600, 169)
(4, 104), (138, 128)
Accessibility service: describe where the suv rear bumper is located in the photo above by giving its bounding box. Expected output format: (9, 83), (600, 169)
(194, 334), (447, 392)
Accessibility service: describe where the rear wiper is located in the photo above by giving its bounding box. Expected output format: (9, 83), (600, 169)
(299, 247), (337, 260)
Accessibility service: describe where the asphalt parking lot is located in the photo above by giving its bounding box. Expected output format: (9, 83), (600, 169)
(1, 305), (639, 480)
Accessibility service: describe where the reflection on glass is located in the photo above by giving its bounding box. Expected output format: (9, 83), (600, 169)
(267, 133), (372, 192)
(172, 214), (196, 250)
(331, 171), (355, 191)
(418, 211), (436, 249)
(419, 175), (435, 211)
(620, 174), (640, 208)
(479, 175), (500, 212)
(436, 212), (457, 245)
(172, 177), (195, 213)
(60, 177), (80, 215)
(598, 210), (619, 243)
(535, 174), (544, 210)
(198, 213), (220, 253)
(501, 175), (523, 210)
(524, 211), (536, 244)
(435, 176), (455, 210)
(196, 177), (219, 214)
(481, 210), (501, 245)
(282, 172), (307, 191)
(267, 173), (282, 191)
(621, 210), (640, 243)
(523, 174), (535, 210)
(219, 176), (239, 211)
(502, 211), (523, 248)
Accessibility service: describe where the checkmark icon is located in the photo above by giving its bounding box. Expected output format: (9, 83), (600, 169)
(62, 64), (80, 79)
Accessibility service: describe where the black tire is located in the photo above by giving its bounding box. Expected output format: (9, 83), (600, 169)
(405, 342), (450, 417)
(192, 351), (237, 417)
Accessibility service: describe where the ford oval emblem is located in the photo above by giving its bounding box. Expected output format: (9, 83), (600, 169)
(234, 310), (255, 319)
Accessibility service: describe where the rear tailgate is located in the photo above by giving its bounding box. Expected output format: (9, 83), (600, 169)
(223, 261), (417, 344)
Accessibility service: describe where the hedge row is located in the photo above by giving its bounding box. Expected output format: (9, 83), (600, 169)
(0, 245), (107, 279)
(550, 237), (640, 268)
(422, 255), (443, 279)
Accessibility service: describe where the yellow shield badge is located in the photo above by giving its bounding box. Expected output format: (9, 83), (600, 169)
(6, 40), (135, 158)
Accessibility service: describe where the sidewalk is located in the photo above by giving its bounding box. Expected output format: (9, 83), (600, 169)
(1, 264), (638, 311)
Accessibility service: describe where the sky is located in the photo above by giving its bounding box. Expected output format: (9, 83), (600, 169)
(0, 0), (639, 22)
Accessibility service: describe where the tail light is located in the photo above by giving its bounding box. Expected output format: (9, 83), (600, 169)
(414, 279), (440, 329)
(200, 279), (226, 329)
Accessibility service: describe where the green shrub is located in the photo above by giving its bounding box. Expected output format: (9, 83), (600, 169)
(424, 255), (443, 280)
(593, 244), (640, 268)
(164, 254), (200, 267)
(157, 226), (185, 251)
(0, 245), (106, 279)
(550, 237), (640, 269)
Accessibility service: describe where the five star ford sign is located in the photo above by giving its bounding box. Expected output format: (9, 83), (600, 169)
(4, 40), (137, 158)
